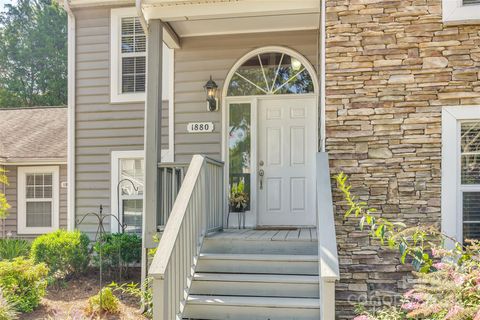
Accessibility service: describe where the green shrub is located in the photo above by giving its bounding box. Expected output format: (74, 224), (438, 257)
(93, 233), (141, 273)
(0, 290), (18, 320)
(0, 239), (30, 261)
(30, 230), (90, 277)
(85, 287), (119, 315)
(0, 258), (48, 313)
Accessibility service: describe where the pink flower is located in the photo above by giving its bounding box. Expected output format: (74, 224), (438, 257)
(453, 274), (465, 285)
(353, 316), (371, 320)
(402, 302), (420, 311)
(445, 305), (464, 319)
(473, 309), (480, 320)
(433, 262), (447, 270)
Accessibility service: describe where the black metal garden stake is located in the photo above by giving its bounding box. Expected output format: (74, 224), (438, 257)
(76, 205), (127, 312)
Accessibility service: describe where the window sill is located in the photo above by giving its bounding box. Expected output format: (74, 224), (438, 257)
(443, 0), (480, 25)
(17, 227), (58, 235)
(110, 92), (146, 104)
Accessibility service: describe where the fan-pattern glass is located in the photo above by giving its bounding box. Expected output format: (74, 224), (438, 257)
(227, 52), (314, 96)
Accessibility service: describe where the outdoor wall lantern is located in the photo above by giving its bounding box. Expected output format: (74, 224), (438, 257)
(204, 76), (219, 112)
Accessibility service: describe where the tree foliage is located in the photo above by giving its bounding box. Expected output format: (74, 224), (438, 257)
(0, 168), (10, 221)
(0, 0), (67, 108)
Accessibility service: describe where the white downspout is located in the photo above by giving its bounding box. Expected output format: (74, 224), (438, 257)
(136, 0), (150, 306)
(320, 0), (326, 152)
(63, 0), (76, 231)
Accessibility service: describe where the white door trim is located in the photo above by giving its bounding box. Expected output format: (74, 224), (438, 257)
(221, 46), (320, 228)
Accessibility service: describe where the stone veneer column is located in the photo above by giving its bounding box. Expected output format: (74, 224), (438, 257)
(325, 0), (480, 318)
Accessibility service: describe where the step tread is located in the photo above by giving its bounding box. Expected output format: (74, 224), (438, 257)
(193, 273), (319, 284)
(199, 253), (318, 261)
(187, 295), (320, 309)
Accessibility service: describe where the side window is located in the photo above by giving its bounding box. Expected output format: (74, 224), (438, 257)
(17, 166), (59, 234)
(460, 122), (480, 241)
(119, 158), (144, 234)
(120, 17), (146, 94)
(110, 8), (173, 103)
(442, 107), (480, 246)
(111, 151), (144, 234)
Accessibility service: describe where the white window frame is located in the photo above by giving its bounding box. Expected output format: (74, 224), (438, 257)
(442, 106), (480, 247)
(443, 0), (480, 25)
(110, 7), (173, 103)
(111, 150), (145, 233)
(17, 166), (60, 235)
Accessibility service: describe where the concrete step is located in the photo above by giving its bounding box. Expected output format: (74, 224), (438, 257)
(183, 295), (320, 320)
(196, 253), (319, 275)
(190, 273), (319, 298)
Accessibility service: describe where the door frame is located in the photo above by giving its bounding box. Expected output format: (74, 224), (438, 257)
(221, 46), (320, 228)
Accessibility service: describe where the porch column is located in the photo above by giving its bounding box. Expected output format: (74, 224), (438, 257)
(143, 19), (163, 249)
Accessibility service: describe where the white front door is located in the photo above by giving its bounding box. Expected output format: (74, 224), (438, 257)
(257, 97), (316, 226)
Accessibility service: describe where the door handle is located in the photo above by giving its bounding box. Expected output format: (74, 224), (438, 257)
(259, 169), (264, 190)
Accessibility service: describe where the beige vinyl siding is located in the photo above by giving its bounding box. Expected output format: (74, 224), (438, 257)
(174, 30), (319, 163)
(1, 165), (67, 239)
(74, 7), (168, 236)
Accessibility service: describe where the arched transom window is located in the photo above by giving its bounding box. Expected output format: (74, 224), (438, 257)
(227, 52), (315, 96)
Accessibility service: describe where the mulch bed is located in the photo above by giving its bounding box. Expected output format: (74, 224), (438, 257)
(19, 268), (148, 320)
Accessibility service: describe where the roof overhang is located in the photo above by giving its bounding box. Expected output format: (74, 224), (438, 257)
(0, 158), (67, 165)
(66, 0), (320, 39)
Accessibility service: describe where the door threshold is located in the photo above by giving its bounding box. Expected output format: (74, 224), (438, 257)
(254, 226), (298, 231)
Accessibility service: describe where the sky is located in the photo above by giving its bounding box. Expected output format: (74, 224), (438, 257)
(0, 0), (15, 12)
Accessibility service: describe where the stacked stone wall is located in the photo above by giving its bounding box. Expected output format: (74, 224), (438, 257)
(325, 0), (480, 318)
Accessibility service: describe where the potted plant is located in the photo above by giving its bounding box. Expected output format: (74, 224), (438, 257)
(228, 179), (249, 229)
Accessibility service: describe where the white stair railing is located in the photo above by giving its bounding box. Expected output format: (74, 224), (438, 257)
(316, 152), (340, 320)
(149, 155), (224, 320)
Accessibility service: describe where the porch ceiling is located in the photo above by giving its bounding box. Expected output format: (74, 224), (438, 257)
(143, 0), (321, 37)
(66, 0), (320, 39)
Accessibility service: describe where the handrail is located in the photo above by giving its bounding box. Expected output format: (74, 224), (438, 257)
(316, 152), (340, 320)
(149, 155), (224, 320)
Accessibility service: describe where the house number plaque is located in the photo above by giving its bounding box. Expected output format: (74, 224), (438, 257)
(187, 122), (214, 133)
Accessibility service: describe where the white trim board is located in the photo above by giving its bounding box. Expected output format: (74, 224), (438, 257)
(17, 166), (60, 235)
(442, 0), (480, 25)
(441, 105), (480, 248)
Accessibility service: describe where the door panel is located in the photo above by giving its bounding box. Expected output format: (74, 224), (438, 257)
(258, 97), (316, 226)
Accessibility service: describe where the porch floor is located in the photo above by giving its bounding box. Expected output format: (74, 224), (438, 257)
(207, 228), (317, 242)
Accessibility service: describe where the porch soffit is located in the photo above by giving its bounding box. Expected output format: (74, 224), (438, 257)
(143, 0), (321, 38)
(67, 0), (320, 37)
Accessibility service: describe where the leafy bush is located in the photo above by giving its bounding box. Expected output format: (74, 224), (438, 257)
(336, 173), (480, 319)
(0, 289), (18, 320)
(85, 287), (119, 315)
(30, 230), (90, 277)
(93, 233), (141, 273)
(0, 258), (48, 313)
(0, 239), (30, 261)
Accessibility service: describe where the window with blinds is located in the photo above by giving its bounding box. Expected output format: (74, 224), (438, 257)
(461, 122), (480, 241)
(120, 17), (146, 93)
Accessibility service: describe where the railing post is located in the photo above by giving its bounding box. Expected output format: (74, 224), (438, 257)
(202, 160), (208, 233)
(153, 276), (165, 320)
